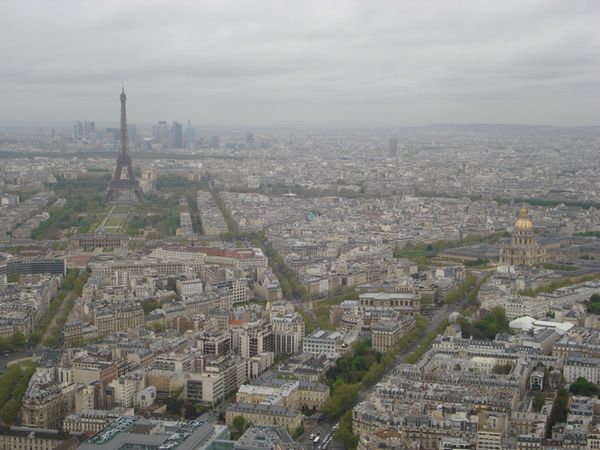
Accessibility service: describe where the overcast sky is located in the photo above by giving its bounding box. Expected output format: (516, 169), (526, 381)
(1, 0), (599, 127)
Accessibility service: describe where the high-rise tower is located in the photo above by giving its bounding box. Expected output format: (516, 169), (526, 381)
(106, 88), (144, 202)
(388, 136), (398, 157)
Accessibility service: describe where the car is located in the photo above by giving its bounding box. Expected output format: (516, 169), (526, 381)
(309, 433), (315, 440)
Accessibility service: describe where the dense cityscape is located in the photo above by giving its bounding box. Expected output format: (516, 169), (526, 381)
(1, 1), (600, 450)
(1, 90), (600, 449)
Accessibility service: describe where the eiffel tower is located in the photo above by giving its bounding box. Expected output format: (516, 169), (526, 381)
(106, 87), (144, 202)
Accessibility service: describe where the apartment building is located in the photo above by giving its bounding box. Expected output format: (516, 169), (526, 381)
(225, 403), (302, 431)
(302, 330), (348, 357)
(93, 304), (144, 336)
(564, 357), (600, 384)
(271, 313), (305, 355)
(0, 426), (82, 450)
(358, 290), (420, 316)
(371, 316), (415, 353)
(239, 321), (273, 358)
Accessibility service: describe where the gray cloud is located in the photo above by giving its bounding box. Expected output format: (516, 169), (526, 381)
(0, 0), (598, 126)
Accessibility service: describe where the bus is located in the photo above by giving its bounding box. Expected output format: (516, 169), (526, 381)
(313, 436), (320, 446)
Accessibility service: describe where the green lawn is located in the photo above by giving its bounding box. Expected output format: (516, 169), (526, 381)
(105, 217), (123, 227)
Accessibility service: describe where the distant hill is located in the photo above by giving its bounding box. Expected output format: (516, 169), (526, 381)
(427, 123), (600, 134)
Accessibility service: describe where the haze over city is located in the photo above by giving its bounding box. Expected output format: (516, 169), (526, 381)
(1, 0), (599, 127)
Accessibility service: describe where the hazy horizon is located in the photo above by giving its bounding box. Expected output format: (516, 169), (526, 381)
(1, 0), (599, 127)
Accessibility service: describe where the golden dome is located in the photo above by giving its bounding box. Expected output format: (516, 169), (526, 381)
(514, 207), (533, 231)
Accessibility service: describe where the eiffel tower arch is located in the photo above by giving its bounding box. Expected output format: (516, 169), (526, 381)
(106, 88), (144, 203)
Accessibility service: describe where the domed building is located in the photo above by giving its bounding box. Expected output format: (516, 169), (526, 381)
(500, 207), (549, 266)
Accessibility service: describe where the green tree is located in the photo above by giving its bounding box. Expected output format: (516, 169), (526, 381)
(142, 299), (162, 315)
(0, 361), (36, 425)
(569, 377), (600, 397)
(460, 307), (510, 340)
(335, 410), (359, 449)
(231, 415), (249, 438)
(183, 401), (199, 420)
(0, 399), (20, 424)
(322, 384), (360, 420)
(291, 425), (304, 440)
(547, 389), (569, 437)
(587, 294), (600, 314)
(533, 392), (546, 412)
(492, 363), (513, 374)
(0, 338), (11, 352)
(165, 390), (183, 415)
(166, 278), (177, 292)
(7, 273), (19, 283)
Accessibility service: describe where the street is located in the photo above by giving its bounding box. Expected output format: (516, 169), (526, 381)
(296, 303), (458, 449)
(0, 349), (42, 372)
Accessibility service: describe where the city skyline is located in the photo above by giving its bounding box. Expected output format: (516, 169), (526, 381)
(1, 0), (599, 127)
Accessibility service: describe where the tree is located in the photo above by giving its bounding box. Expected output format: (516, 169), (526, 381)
(335, 410), (359, 449)
(7, 273), (19, 283)
(569, 377), (599, 397)
(43, 335), (58, 348)
(322, 384), (360, 420)
(231, 415), (248, 437)
(492, 363), (513, 375)
(142, 299), (161, 315)
(361, 363), (384, 387)
(166, 278), (177, 292)
(587, 294), (600, 314)
(0, 361), (36, 425)
(165, 390), (183, 415)
(547, 389), (569, 437)
(184, 401), (198, 420)
(0, 399), (20, 424)
(291, 425), (304, 440)
(533, 392), (546, 412)
(461, 307), (510, 340)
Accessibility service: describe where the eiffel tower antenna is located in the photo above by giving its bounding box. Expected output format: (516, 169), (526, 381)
(106, 86), (144, 202)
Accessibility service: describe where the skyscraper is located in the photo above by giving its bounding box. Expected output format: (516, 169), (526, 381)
(388, 136), (398, 157)
(172, 121), (183, 148)
(153, 121), (169, 146)
(73, 121), (83, 140)
(105, 128), (120, 149)
(105, 88), (144, 202)
(84, 121), (96, 138)
(185, 120), (196, 146)
(245, 131), (254, 146)
(128, 124), (137, 145)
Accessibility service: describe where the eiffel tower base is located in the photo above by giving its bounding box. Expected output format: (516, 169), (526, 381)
(105, 180), (144, 203)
